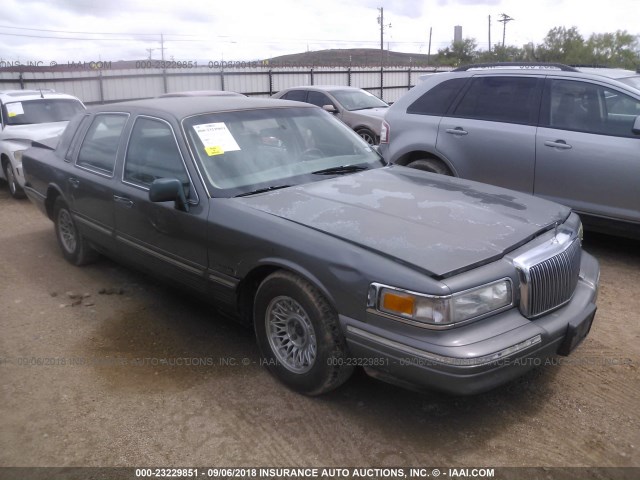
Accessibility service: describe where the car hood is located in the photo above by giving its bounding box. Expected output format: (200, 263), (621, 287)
(350, 107), (388, 118)
(2, 122), (69, 143)
(236, 167), (570, 277)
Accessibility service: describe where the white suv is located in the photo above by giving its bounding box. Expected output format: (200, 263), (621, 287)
(1, 89), (85, 198)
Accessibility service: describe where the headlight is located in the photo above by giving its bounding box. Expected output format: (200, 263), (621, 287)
(369, 279), (513, 328)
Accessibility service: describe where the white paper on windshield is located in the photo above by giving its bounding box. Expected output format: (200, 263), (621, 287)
(6, 102), (24, 117)
(193, 122), (240, 156)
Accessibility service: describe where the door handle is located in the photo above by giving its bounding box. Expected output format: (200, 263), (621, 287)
(113, 195), (134, 208)
(68, 178), (80, 188)
(544, 140), (572, 150)
(445, 127), (468, 136)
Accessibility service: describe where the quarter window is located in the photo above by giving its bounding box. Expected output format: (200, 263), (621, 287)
(124, 117), (190, 190)
(76, 114), (128, 175)
(453, 76), (542, 125)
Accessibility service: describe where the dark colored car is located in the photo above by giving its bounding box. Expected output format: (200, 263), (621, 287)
(22, 97), (599, 396)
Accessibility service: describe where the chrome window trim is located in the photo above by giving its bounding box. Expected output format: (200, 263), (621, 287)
(121, 114), (199, 205)
(74, 112), (130, 178)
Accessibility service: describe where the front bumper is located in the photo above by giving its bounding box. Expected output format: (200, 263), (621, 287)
(341, 252), (599, 395)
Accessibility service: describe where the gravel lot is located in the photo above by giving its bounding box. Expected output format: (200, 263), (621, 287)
(0, 183), (638, 473)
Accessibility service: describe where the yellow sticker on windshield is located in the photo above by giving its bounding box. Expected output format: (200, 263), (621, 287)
(6, 102), (24, 117)
(205, 146), (224, 156)
(193, 122), (240, 157)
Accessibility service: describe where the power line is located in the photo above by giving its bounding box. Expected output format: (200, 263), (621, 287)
(0, 24), (194, 36)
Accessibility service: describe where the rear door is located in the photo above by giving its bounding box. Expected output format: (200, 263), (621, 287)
(435, 75), (543, 193)
(68, 112), (129, 254)
(535, 78), (640, 223)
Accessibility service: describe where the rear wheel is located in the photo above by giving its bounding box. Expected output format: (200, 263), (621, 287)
(254, 271), (354, 395)
(355, 128), (377, 145)
(53, 197), (98, 266)
(3, 161), (25, 199)
(407, 158), (453, 176)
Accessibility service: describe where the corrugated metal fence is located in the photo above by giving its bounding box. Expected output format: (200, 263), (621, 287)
(0, 65), (449, 104)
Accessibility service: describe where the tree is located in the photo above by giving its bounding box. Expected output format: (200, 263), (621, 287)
(437, 38), (478, 66)
(534, 26), (590, 64)
(587, 30), (639, 69)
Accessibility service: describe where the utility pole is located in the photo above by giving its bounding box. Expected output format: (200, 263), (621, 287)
(146, 48), (155, 60)
(377, 7), (391, 66)
(497, 13), (514, 47)
(160, 33), (166, 61)
(488, 15), (491, 53)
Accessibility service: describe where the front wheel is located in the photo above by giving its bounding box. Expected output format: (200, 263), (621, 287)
(407, 158), (453, 176)
(53, 197), (98, 266)
(254, 271), (354, 395)
(3, 161), (26, 199)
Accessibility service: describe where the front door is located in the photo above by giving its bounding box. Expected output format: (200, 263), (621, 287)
(112, 115), (209, 293)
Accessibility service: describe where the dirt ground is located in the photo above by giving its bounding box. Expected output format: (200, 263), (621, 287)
(0, 183), (638, 472)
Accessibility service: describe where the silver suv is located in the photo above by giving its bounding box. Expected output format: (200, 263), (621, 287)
(1, 89), (85, 198)
(379, 63), (640, 237)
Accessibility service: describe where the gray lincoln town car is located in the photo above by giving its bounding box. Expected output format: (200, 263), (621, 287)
(22, 97), (599, 396)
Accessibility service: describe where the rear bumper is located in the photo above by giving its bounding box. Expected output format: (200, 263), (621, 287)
(341, 253), (599, 395)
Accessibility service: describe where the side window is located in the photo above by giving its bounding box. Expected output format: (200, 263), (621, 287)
(407, 78), (467, 116)
(543, 79), (640, 138)
(124, 117), (190, 191)
(307, 91), (333, 108)
(283, 90), (307, 102)
(76, 114), (128, 174)
(453, 76), (542, 125)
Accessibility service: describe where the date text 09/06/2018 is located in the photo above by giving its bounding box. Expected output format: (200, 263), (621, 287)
(134, 467), (496, 478)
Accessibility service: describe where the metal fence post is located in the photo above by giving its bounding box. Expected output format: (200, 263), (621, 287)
(98, 70), (104, 104)
(268, 69), (273, 96)
(19, 72), (24, 90)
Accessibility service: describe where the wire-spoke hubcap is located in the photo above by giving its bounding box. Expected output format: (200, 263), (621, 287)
(358, 131), (375, 145)
(266, 296), (317, 374)
(6, 164), (16, 194)
(58, 209), (77, 254)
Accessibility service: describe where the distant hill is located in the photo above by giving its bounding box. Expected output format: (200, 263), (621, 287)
(262, 48), (437, 68)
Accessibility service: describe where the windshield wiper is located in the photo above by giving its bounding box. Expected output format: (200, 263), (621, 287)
(234, 184), (292, 197)
(311, 165), (368, 175)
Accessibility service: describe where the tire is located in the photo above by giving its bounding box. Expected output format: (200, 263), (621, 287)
(355, 128), (377, 145)
(407, 158), (453, 176)
(254, 271), (354, 395)
(3, 161), (26, 199)
(53, 197), (98, 266)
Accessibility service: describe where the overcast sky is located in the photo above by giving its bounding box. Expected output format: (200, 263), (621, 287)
(0, 0), (638, 64)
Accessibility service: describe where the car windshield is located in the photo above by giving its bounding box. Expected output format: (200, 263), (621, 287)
(2, 99), (84, 126)
(183, 107), (385, 197)
(331, 90), (389, 111)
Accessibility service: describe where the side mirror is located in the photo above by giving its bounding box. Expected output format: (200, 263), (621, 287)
(149, 178), (189, 212)
(322, 104), (338, 114)
(633, 116), (640, 135)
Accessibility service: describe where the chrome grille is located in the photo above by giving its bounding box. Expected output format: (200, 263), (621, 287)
(516, 238), (582, 319)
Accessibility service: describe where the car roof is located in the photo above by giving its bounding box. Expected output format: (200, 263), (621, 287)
(0, 89), (81, 103)
(575, 67), (640, 80)
(87, 96), (314, 119)
(280, 85), (365, 93)
(158, 90), (245, 98)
